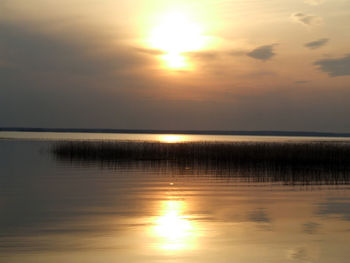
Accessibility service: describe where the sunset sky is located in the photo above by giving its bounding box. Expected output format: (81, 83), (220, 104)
(1, 0), (350, 132)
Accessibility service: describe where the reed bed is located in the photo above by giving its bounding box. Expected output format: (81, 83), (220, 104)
(52, 141), (350, 173)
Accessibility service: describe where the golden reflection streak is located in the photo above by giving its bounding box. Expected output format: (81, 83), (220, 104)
(158, 135), (186, 143)
(152, 200), (197, 251)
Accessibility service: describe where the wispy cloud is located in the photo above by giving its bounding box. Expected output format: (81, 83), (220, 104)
(247, 45), (276, 61)
(314, 54), (350, 77)
(291, 13), (322, 26)
(305, 38), (329, 49)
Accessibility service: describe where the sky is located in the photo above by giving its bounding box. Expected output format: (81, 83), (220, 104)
(1, 0), (350, 132)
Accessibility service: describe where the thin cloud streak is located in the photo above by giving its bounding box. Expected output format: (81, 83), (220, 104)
(247, 45), (276, 61)
(291, 13), (322, 26)
(305, 38), (329, 49)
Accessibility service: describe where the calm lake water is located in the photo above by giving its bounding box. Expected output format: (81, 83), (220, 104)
(1, 132), (350, 262)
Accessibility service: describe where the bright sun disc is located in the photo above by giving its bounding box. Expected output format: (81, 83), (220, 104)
(149, 12), (204, 69)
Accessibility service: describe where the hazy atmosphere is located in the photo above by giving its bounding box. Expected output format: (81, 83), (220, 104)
(1, 0), (350, 131)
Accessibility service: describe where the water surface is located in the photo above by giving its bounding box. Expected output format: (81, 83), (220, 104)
(0, 137), (350, 262)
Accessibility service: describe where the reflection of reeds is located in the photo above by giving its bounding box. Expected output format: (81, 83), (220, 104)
(52, 141), (350, 184)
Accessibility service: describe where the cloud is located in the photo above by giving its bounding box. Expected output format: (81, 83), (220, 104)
(247, 45), (276, 61)
(305, 38), (329, 49)
(314, 54), (350, 77)
(291, 13), (322, 26)
(305, 0), (324, 5)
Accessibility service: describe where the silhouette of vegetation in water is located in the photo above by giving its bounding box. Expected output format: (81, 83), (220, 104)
(52, 141), (350, 185)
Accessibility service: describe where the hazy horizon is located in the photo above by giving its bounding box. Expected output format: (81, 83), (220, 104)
(3, 126), (350, 135)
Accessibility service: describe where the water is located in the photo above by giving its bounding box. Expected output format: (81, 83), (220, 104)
(1, 134), (350, 262)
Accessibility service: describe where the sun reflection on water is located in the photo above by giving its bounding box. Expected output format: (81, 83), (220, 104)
(158, 135), (186, 143)
(152, 200), (197, 251)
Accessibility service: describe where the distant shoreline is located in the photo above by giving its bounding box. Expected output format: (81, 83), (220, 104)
(1, 127), (350, 138)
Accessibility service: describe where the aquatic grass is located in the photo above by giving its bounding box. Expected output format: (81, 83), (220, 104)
(52, 141), (350, 172)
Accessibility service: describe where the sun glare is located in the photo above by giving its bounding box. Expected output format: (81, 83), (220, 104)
(153, 200), (196, 251)
(149, 12), (205, 69)
(159, 135), (185, 143)
(162, 53), (187, 69)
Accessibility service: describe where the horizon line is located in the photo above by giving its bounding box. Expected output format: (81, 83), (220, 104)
(1, 127), (350, 138)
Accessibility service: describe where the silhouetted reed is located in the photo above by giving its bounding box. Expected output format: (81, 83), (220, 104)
(52, 141), (350, 185)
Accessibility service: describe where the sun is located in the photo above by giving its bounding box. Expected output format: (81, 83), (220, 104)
(150, 12), (203, 54)
(149, 12), (205, 69)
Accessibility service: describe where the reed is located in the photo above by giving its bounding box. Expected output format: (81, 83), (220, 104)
(52, 141), (350, 172)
